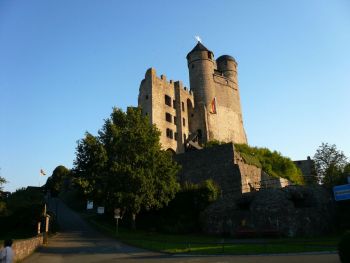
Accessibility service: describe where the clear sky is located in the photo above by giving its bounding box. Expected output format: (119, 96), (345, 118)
(1, 0), (349, 192)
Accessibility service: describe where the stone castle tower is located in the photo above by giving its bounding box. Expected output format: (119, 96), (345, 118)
(138, 42), (247, 153)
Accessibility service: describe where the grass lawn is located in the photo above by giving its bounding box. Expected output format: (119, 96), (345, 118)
(81, 211), (338, 255)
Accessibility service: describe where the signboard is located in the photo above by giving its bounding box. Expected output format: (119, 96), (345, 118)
(97, 206), (105, 214)
(86, 201), (93, 210)
(333, 184), (350, 201)
(114, 208), (121, 219)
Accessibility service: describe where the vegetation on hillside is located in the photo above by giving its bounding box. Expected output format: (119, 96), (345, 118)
(205, 141), (304, 184)
(234, 144), (304, 184)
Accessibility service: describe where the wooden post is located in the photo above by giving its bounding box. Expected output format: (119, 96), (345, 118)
(43, 215), (50, 244)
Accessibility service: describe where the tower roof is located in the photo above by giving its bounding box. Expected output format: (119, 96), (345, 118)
(217, 55), (237, 64)
(186, 42), (212, 59)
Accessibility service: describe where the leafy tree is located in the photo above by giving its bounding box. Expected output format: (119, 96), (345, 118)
(0, 176), (6, 191)
(45, 165), (70, 196)
(73, 133), (108, 203)
(74, 107), (180, 228)
(1, 187), (44, 237)
(313, 143), (348, 186)
(0, 170), (8, 215)
(0, 168), (7, 191)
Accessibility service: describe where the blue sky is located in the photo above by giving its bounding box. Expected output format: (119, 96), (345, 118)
(1, 0), (349, 192)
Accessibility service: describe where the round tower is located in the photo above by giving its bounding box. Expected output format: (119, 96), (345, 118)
(186, 42), (216, 108)
(186, 42), (216, 143)
(216, 54), (247, 144)
(216, 55), (237, 82)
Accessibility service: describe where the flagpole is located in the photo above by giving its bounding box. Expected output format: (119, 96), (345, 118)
(40, 169), (46, 188)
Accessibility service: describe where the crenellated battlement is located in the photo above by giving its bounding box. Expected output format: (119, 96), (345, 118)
(142, 68), (193, 96)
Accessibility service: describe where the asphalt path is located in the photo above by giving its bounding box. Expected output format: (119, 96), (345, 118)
(23, 198), (340, 263)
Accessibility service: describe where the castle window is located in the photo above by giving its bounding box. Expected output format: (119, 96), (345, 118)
(182, 102), (185, 111)
(207, 51), (211, 59)
(174, 116), (177, 124)
(165, 113), (172, 123)
(166, 128), (173, 139)
(173, 100), (176, 109)
(174, 132), (178, 141)
(191, 64), (195, 69)
(165, 95), (172, 107)
(182, 117), (186, 127)
(145, 95), (149, 100)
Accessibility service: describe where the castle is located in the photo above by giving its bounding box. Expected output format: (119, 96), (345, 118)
(136, 42), (330, 237)
(138, 42), (247, 153)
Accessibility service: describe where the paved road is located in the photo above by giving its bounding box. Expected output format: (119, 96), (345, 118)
(23, 198), (340, 263)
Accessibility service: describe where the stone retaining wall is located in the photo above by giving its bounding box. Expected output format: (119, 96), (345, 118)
(11, 235), (43, 261)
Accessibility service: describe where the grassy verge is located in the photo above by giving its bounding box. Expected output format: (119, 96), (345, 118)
(81, 211), (338, 255)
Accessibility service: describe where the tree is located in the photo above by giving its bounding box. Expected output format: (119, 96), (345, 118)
(74, 107), (180, 228)
(314, 143), (348, 187)
(0, 176), (6, 191)
(0, 173), (7, 215)
(45, 165), (70, 196)
(73, 133), (108, 203)
(0, 167), (7, 191)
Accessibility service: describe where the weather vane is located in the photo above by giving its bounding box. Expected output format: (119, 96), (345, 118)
(195, 35), (202, 43)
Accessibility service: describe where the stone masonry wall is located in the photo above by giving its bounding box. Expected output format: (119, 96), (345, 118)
(207, 73), (247, 144)
(175, 143), (268, 198)
(10, 235), (43, 261)
(138, 68), (194, 153)
(175, 143), (290, 196)
(175, 143), (241, 197)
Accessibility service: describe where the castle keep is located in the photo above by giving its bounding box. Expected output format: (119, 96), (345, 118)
(138, 42), (247, 153)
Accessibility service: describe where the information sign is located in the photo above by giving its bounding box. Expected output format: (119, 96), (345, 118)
(333, 184), (350, 201)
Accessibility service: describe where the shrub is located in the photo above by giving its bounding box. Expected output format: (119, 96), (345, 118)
(339, 231), (350, 263)
(0, 187), (44, 238)
(204, 140), (224, 148)
(138, 180), (220, 233)
(234, 144), (304, 185)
